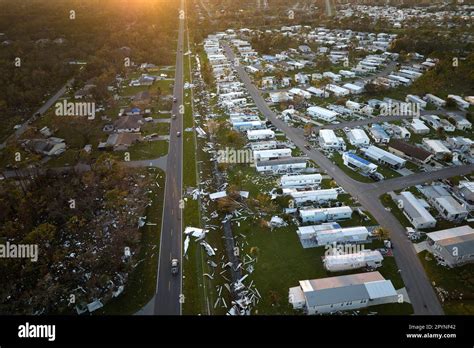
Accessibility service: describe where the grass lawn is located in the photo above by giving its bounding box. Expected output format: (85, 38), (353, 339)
(98, 168), (166, 314)
(418, 251), (474, 315)
(125, 140), (168, 161)
(142, 122), (170, 136)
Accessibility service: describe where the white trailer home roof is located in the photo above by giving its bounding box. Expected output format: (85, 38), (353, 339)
(362, 145), (406, 167)
(324, 250), (383, 270)
(299, 206), (352, 221)
(297, 271), (396, 307)
(253, 148), (292, 161)
(307, 106), (338, 121)
(422, 139), (451, 155)
(247, 129), (275, 140)
(398, 191), (437, 228)
(427, 225), (474, 245)
(342, 83), (364, 94)
(410, 118), (430, 133)
(347, 129), (370, 145)
(314, 226), (370, 245)
(280, 174), (322, 188)
(284, 188), (338, 204)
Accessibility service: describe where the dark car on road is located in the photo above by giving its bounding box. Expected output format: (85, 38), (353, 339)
(171, 259), (179, 275)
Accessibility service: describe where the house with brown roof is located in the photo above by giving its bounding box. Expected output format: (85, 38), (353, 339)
(106, 133), (142, 151)
(113, 115), (143, 133)
(388, 139), (433, 164)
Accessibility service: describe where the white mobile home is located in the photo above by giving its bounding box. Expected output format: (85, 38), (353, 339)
(410, 118), (430, 134)
(424, 94), (446, 107)
(422, 139), (451, 159)
(342, 152), (378, 174)
(324, 250), (383, 272)
(347, 129), (370, 146)
(256, 157), (307, 173)
(307, 106), (338, 122)
(284, 188), (339, 205)
(247, 129), (275, 141)
(299, 206), (352, 224)
(280, 174), (322, 189)
(426, 225), (474, 267)
(361, 146), (406, 169)
(396, 191), (437, 229)
(319, 129), (346, 151)
(289, 272), (398, 314)
(253, 148), (291, 161)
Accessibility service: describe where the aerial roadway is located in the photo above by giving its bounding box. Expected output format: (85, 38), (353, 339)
(154, 0), (185, 315)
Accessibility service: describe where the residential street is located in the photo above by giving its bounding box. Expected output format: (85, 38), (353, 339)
(221, 42), (474, 315)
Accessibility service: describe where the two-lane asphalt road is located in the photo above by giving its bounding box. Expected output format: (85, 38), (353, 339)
(154, 0), (185, 315)
(223, 42), (455, 315)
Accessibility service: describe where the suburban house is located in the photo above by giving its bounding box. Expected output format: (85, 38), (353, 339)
(289, 271), (398, 314)
(347, 129), (370, 146)
(420, 185), (469, 222)
(425, 225), (474, 267)
(280, 174), (322, 188)
(395, 191), (437, 229)
(361, 146), (406, 169)
(323, 250), (383, 272)
(114, 115), (143, 133)
(106, 133), (142, 151)
(342, 152), (378, 174)
(299, 206), (353, 224)
(307, 106), (338, 122)
(388, 139), (433, 164)
(319, 129), (346, 151)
